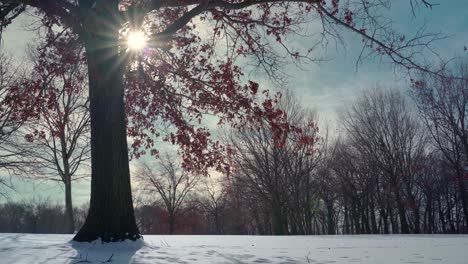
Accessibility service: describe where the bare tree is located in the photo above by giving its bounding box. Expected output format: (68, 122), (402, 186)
(0, 52), (35, 196)
(229, 92), (321, 235)
(136, 154), (201, 234)
(412, 60), (468, 230)
(197, 175), (228, 234)
(341, 87), (428, 233)
(19, 41), (91, 233)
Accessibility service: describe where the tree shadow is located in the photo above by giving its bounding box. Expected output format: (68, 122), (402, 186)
(69, 239), (144, 264)
(0, 233), (24, 243)
(216, 252), (302, 264)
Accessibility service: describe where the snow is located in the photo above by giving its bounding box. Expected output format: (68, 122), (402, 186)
(0, 234), (467, 263)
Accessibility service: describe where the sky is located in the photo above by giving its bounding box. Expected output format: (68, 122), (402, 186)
(1, 0), (467, 206)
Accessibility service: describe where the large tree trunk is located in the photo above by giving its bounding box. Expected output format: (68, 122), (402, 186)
(73, 8), (140, 242)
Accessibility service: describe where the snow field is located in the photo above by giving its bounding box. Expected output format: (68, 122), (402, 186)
(0, 234), (467, 263)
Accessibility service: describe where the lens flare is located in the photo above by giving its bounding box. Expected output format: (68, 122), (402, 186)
(127, 31), (147, 51)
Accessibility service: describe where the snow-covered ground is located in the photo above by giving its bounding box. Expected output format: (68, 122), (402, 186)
(0, 234), (467, 263)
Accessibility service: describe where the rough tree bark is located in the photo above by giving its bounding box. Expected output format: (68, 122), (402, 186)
(73, 7), (140, 241)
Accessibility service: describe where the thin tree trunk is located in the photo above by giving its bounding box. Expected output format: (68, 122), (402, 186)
(352, 204), (361, 234)
(388, 205), (398, 234)
(396, 193), (410, 234)
(214, 210), (221, 234)
(426, 198), (433, 234)
(169, 211), (175, 234)
(456, 173), (468, 231)
(370, 202), (378, 234)
(64, 180), (74, 233)
(446, 196), (456, 233)
(380, 207), (389, 234)
(61, 133), (74, 234)
(326, 201), (335, 235)
(413, 205), (421, 234)
(271, 203), (285, 235)
(272, 211), (285, 235)
(344, 204), (350, 234)
(438, 197), (447, 233)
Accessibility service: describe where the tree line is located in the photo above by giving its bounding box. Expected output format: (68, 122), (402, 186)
(1, 60), (466, 236)
(133, 62), (468, 235)
(221, 64), (468, 235)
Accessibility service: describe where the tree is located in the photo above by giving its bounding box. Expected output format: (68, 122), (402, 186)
(229, 92), (320, 235)
(197, 175), (229, 234)
(20, 38), (90, 233)
(412, 60), (468, 230)
(330, 138), (389, 234)
(0, 0), (443, 241)
(136, 154), (200, 234)
(314, 134), (339, 235)
(341, 87), (428, 233)
(0, 52), (36, 196)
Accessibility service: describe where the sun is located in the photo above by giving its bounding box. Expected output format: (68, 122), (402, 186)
(127, 31), (147, 51)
